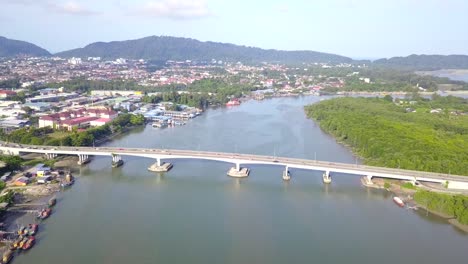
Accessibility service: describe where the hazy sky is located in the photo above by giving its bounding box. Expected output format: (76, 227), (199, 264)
(1, 0), (467, 58)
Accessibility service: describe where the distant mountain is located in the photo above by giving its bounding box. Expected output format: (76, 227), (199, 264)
(0, 36), (50, 57)
(55, 36), (353, 64)
(374, 54), (468, 70)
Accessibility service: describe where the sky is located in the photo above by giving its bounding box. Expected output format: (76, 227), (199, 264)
(0, 0), (467, 58)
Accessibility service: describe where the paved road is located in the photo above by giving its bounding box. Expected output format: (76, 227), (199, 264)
(1, 141), (467, 184)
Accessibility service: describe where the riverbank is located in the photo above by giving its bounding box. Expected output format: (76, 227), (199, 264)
(363, 178), (468, 233)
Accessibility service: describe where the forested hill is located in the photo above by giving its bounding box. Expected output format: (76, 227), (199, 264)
(374, 54), (468, 70)
(305, 96), (468, 175)
(0, 36), (50, 57)
(55, 36), (353, 64)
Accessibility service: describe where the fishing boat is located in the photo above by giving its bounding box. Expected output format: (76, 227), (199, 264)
(393, 196), (405, 207)
(61, 173), (75, 187)
(282, 170), (291, 181)
(18, 236), (28, 249)
(36, 208), (52, 220)
(28, 224), (38, 235)
(48, 197), (57, 207)
(226, 99), (241, 106)
(17, 226), (27, 236)
(2, 250), (13, 264)
(11, 236), (24, 250)
(22, 236), (35, 250)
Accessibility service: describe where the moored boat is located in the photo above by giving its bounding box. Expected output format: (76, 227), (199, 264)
(22, 236), (35, 250)
(28, 224), (38, 235)
(393, 196), (405, 207)
(2, 249), (13, 264)
(48, 197), (57, 207)
(226, 99), (241, 106)
(18, 236), (28, 249)
(36, 208), (52, 219)
(17, 226), (27, 236)
(11, 236), (24, 250)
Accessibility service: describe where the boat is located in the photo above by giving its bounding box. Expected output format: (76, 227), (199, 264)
(22, 236), (35, 250)
(226, 99), (241, 106)
(11, 236), (24, 250)
(17, 226), (27, 236)
(282, 170), (291, 181)
(28, 224), (38, 235)
(2, 250), (13, 264)
(393, 196), (405, 207)
(61, 173), (75, 187)
(18, 236), (28, 249)
(48, 197), (57, 207)
(37, 208), (52, 220)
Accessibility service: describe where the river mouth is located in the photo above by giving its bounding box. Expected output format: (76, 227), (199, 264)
(12, 96), (468, 264)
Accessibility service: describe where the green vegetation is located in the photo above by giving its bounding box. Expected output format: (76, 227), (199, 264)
(0, 190), (15, 205)
(414, 190), (468, 225)
(384, 182), (391, 189)
(374, 54), (468, 70)
(401, 182), (417, 190)
(0, 36), (50, 57)
(0, 155), (23, 172)
(305, 96), (468, 175)
(55, 36), (352, 64)
(0, 113), (145, 147)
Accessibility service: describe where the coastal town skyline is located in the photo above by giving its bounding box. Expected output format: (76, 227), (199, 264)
(1, 0), (468, 58)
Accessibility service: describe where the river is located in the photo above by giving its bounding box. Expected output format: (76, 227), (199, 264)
(14, 96), (468, 264)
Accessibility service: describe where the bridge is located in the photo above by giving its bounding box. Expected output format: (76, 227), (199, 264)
(1, 142), (467, 189)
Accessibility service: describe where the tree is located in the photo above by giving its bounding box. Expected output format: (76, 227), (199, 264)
(383, 94), (393, 102)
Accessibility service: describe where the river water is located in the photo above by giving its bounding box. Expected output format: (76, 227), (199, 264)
(15, 96), (468, 264)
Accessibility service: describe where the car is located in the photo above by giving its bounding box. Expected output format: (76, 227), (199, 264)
(273, 160), (279, 163)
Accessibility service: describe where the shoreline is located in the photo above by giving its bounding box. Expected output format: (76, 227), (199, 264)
(364, 178), (468, 233)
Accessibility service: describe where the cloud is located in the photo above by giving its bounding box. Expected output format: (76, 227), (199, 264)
(274, 3), (289, 13)
(0, 0), (99, 16)
(47, 1), (99, 16)
(131, 0), (213, 19)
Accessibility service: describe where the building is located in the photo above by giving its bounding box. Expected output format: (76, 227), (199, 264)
(0, 119), (30, 133)
(90, 118), (112, 127)
(14, 176), (30, 186)
(23, 102), (51, 112)
(0, 90), (17, 98)
(61, 116), (99, 131)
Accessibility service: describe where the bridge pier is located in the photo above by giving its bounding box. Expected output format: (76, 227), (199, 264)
(45, 153), (57, 160)
(77, 154), (91, 165)
(111, 154), (124, 168)
(148, 158), (173, 172)
(283, 165), (291, 181)
(361, 175), (374, 187)
(322, 170), (331, 184)
(227, 162), (249, 178)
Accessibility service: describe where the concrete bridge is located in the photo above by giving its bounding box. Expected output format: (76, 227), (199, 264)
(1, 142), (467, 189)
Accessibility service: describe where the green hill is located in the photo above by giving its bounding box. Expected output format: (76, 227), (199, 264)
(55, 36), (353, 64)
(374, 54), (468, 70)
(0, 36), (50, 57)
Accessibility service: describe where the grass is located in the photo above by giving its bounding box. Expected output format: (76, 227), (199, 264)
(48, 131), (70, 139)
(401, 182), (417, 190)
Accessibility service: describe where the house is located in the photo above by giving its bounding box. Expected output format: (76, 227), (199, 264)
(0, 90), (17, 98)
(61, 116), (98, 131)
(37, 175), (53, 184)
(90, 118), (112, 127)
(23, 102), (51, 112)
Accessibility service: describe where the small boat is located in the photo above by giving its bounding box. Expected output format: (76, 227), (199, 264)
(37, 208), (52, 219)
(48, 197), (57, 207)
(17, 226), (27, 235)
(11, 236), (24, 250)
(2, 250), (13, 264)
(28, 224), (38, 235)
(393, 196), (405, 207)
(226, 99), (241, 106)
(22, 236), (35, 250)
(322, 172), (331, 184)
(18, 236), (28, 249)
(282, 170), (291, 181)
